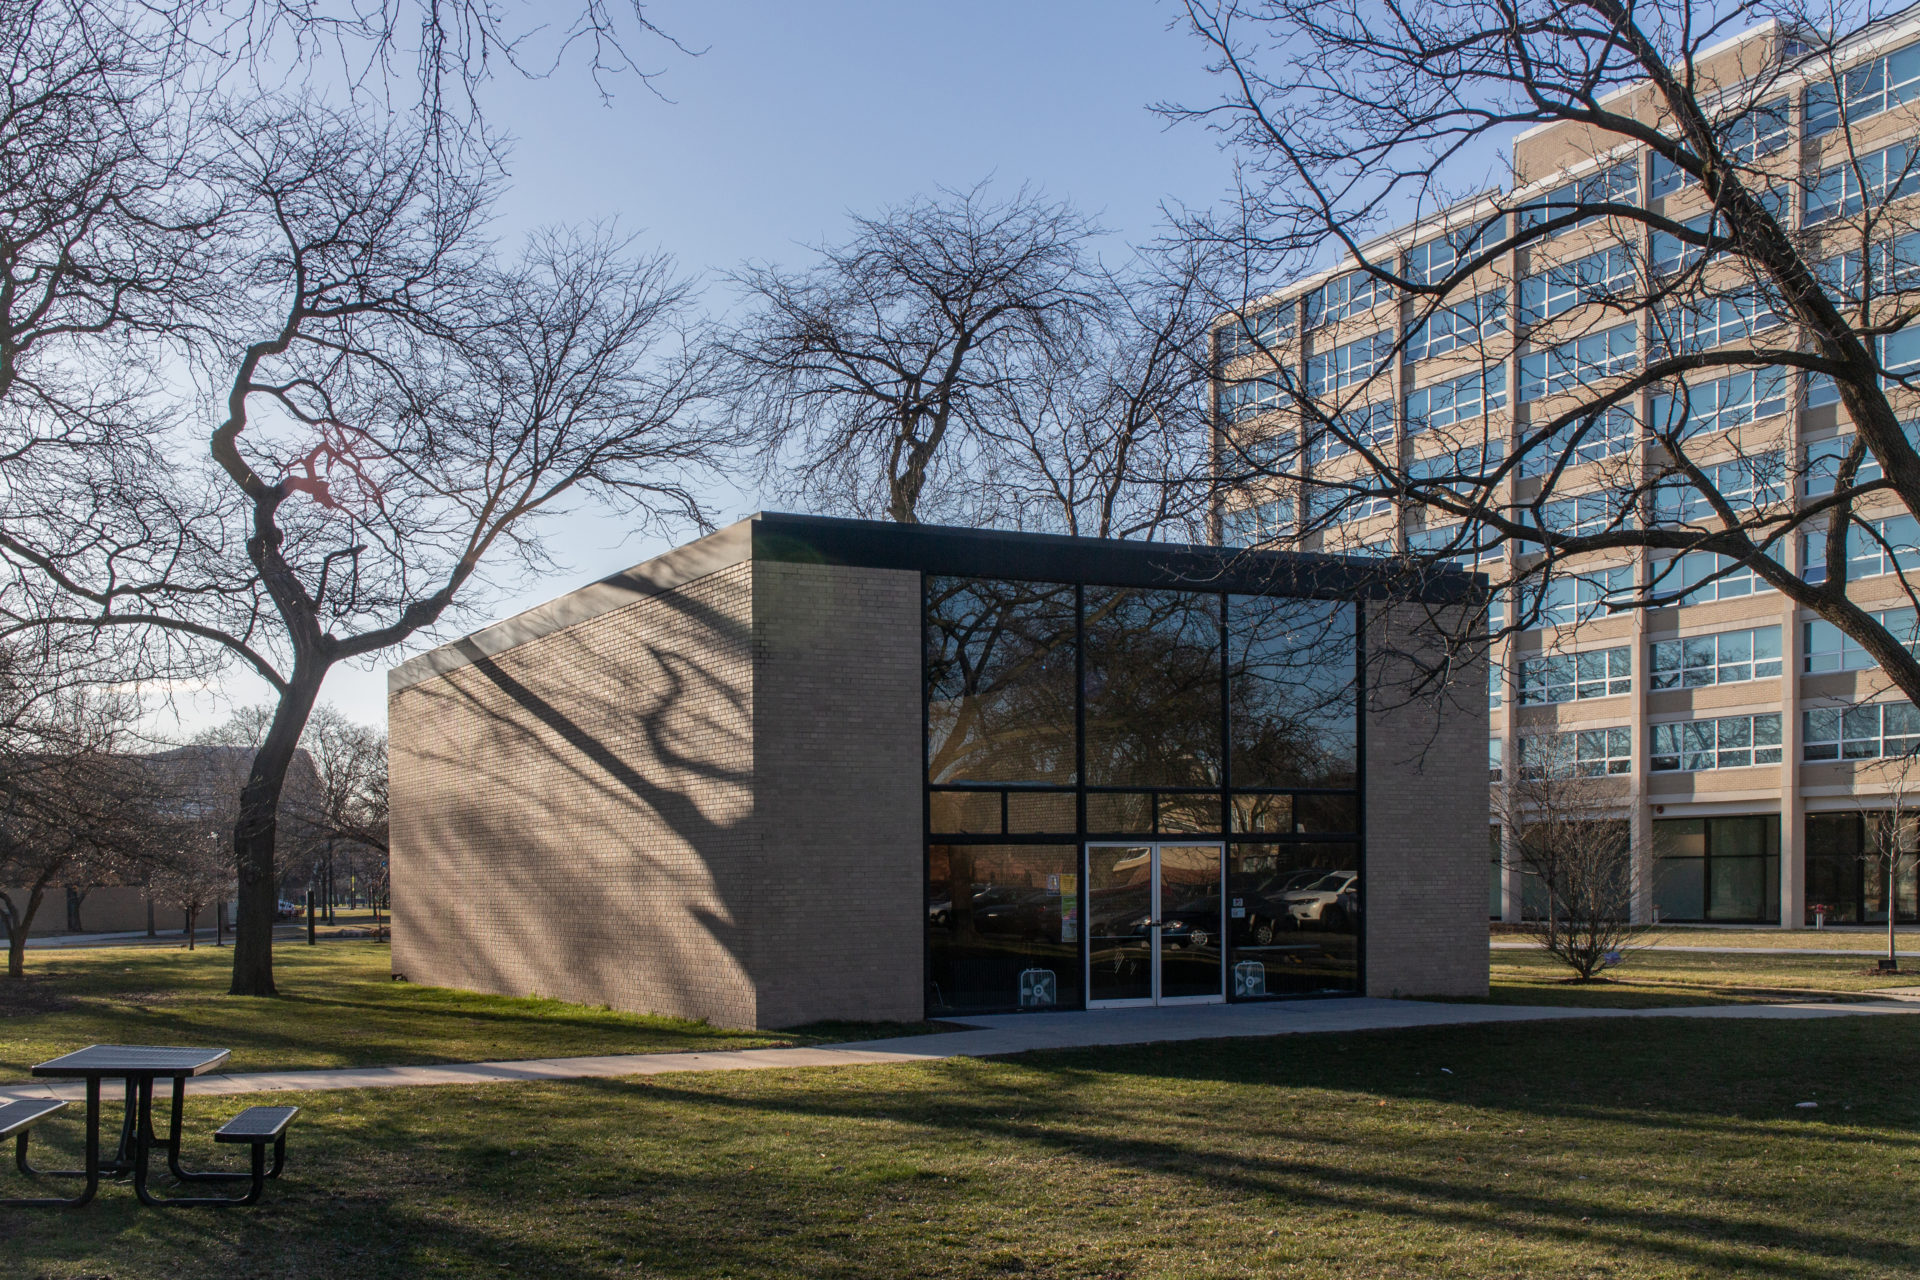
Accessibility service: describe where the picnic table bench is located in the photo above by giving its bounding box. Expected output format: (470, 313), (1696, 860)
(0, 1045), (299, 1208)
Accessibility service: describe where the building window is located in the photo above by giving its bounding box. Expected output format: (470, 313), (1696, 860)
(1409, 440), (1505, 495)
(1801, 513), (1920, 583)
(1305, 269), (1388, 328)
(1651, 210), (1718, 276)
(1405, 217), (1507, 285)
(1817, 230), (1920, 303)
(1488, 661), (1504, 710)
(1520, 406), (1636, 476)
(1307, 399), (1393, 464)
(1648, 550), (1774, 604)
(1489, 736), (1503, 782)
(1517, 726), (1632, 778)
(1306, 331), (1393, 396)
(1727, 96), (1792, 161)
(1807, 40), (1920, 137)
(1657, 293), (1783, 355)
(1653, 816), (1780, 923)
(1517, 647), (1632, 705)
(1406, 365), (1507, 434)
(1803, 702), (1920, 761)
(1518, 158), (1637, 234)
(1217, 305), (1295, 361)
(1647, 369), (1790, 440)
(1650, 452), (1786, 526)
(1526, 566), (1633, 628)
(1806, 813), (1920, 925)
(1305, 270), (1385, 329)
(1537, 491), (1633, 538)
(1519, 322), (1636, 403)
(1804, 608), (1920, 673)
(1519, 245), (1635, 324)
(1407, 520), (1501, 569)
(1221, 498), (1297, 549)
(1405, 288), (1507, 363)
(1218, 375), (1285, 423)
(1803, 426), (1920, 495)
(1806, 140), (1920, 226)
(1490, 825), (1505, 918)
(1650, 626), (1781, 688)
(1650, 713), (1782, 772)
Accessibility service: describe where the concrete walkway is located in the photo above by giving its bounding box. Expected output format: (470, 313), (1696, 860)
(5, 996), (1918, 1103)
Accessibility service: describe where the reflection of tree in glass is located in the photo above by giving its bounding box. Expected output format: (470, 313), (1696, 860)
(1083, 588), (1223, 788)
(1228, 598), (1358, 789)
(925, 578), (1078, 785)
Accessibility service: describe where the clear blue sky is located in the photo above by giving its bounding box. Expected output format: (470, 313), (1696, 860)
(187, 1), (1246, 733)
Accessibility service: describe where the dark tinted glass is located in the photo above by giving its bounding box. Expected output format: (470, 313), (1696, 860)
(1082, 587), (1224, 788)
(926, 578), (1077, 784)
(1224, 843), (1359, 996)
(927, 844), (1083, 1014)
(1228, 596), (1358, 788)
(1805, 814), (1862, 923)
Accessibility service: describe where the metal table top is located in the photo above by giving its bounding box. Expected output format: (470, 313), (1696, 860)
(31, 1045), (232, 1079)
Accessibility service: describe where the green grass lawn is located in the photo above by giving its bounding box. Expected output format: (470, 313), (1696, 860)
(0, 943), (924, 1078)
(8, 1015), (1920, 1278)
(1481, 943), (1920, 1007)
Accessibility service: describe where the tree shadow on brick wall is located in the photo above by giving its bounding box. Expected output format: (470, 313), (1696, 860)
(392, 577), (767, 1025)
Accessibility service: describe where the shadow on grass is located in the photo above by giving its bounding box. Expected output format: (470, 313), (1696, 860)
(8, 1017), (1920, 1278)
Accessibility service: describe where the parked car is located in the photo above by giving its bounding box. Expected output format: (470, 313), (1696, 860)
(274, 900), (303, 920)
(1282, 871), (1359, 931)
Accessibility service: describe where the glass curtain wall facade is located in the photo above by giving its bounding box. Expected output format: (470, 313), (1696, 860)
(924, 576), (1361, 1015)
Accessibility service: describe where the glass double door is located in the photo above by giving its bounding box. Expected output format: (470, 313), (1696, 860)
(1086, 842), (1225, 1005)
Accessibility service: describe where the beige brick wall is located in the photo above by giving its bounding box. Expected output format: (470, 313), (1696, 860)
(390, 555), (925, 1030)
(1362, 600), (1490, 998)
(391, 560), (762, 1028)
(747, 561), (923, 1026)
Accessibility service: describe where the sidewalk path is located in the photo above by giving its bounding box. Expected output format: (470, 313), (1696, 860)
(5, 996), (1917, 1102)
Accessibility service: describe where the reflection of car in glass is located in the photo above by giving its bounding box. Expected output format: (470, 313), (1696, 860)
(1282, 871), (1359, 930)
(974, 888), (1058, 940)
(1157, 894), (1222, 949)
(929, 885), (1060, 940)
(1229, 869), (1325, 944)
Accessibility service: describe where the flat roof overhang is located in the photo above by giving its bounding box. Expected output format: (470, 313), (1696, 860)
(390, 511), (1485, 693)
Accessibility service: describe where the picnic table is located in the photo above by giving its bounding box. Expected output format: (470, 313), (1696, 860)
(0, 1045), (297, 1208)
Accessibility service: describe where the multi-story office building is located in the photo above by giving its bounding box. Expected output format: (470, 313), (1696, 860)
(1212, 13), (1920, 929)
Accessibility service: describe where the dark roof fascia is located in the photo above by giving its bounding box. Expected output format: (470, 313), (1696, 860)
(749, 512), (1481, 603)
(388, 512), (1482, 694)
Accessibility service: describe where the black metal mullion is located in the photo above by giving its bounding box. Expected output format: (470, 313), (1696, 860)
(1075, 582), (1088, 1009)
(1353, 599), (1369, 998)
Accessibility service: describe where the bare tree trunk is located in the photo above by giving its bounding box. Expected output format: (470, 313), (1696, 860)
(184, 907), (196, 950)
(229, 668), (324, 996)
(2, 886), (47, 979)
(1891, 858), (1900, 972)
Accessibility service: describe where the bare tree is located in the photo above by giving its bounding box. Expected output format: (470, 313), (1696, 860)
(723, 182), (1107, 524)
(0, 657), (158, 978)
(146, 827), (230, 950)
(976, 244), (1224, 539)
(1861, 747), (1920, 968)
(11, 100), (727, 995)
(1497, 753), (1640, 981)
(1176, 1), (1920, 715)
